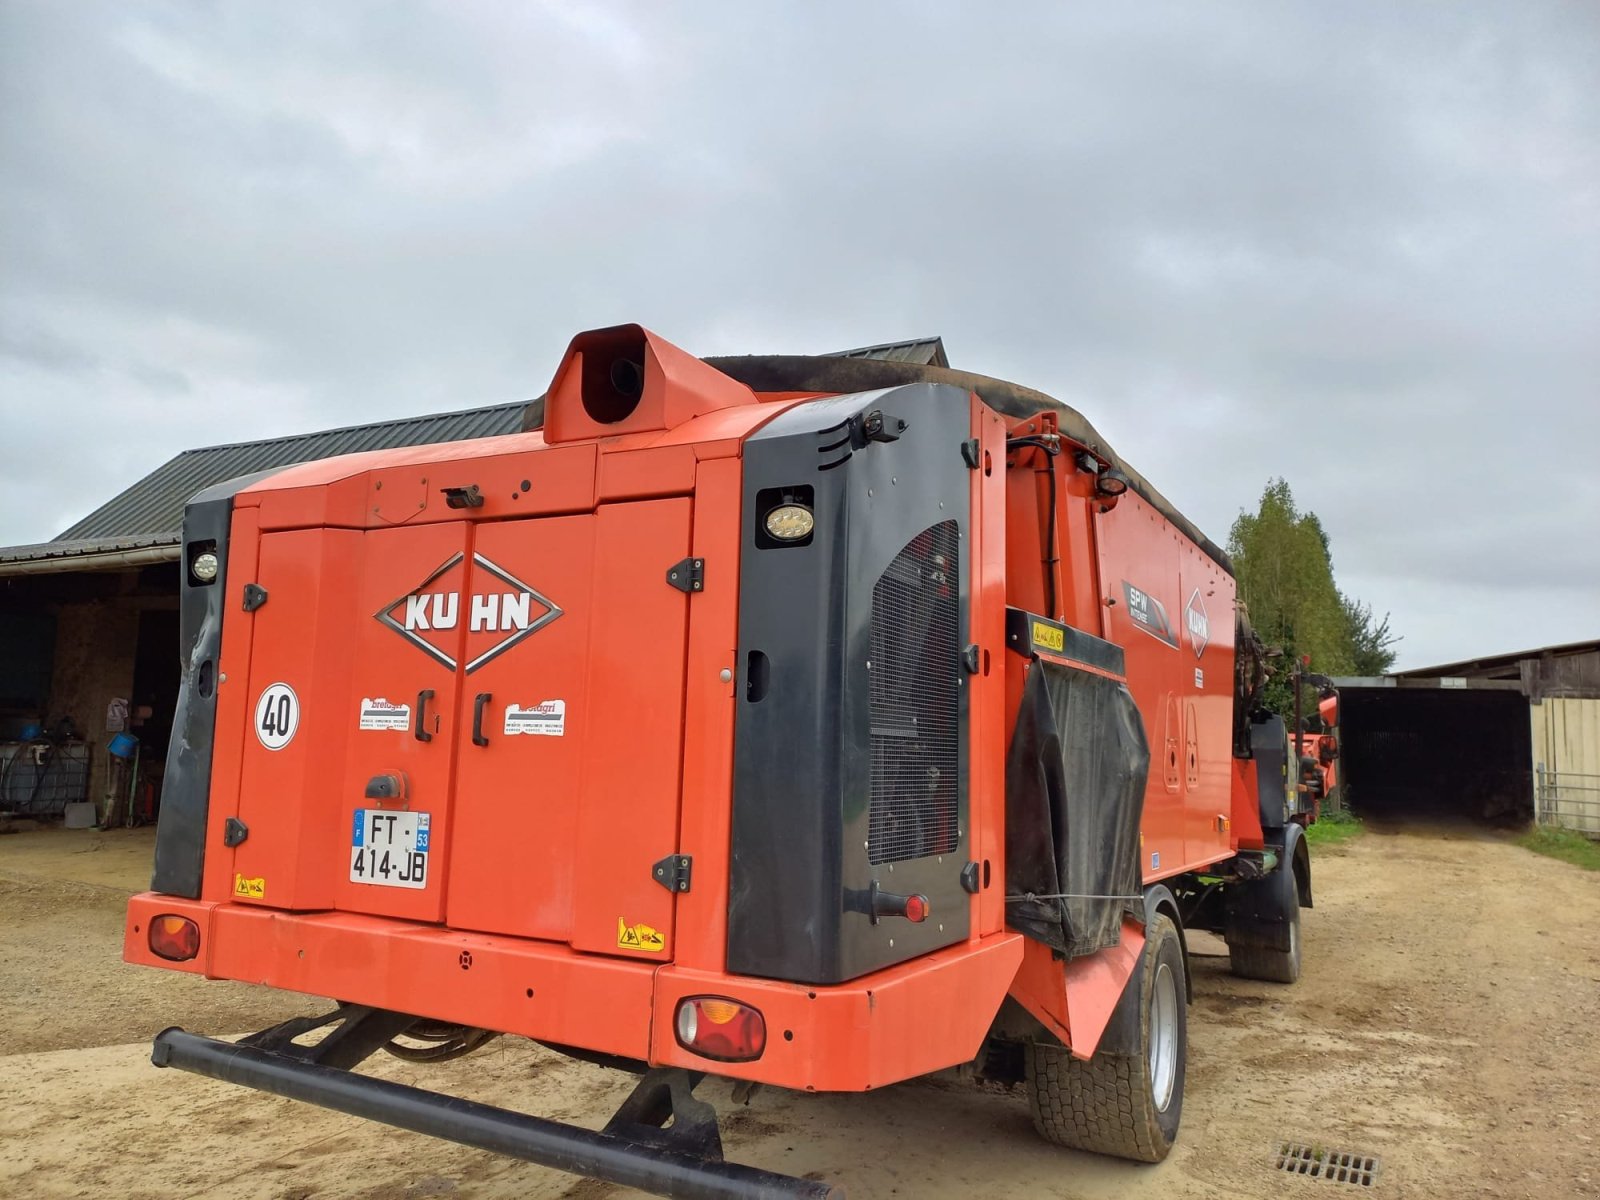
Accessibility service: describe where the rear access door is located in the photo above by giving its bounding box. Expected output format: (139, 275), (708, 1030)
(231, 520), (469, 918)
(447, 498), (695, 961)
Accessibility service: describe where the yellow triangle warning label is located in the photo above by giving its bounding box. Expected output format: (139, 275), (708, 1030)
(616, 918), (665, 953)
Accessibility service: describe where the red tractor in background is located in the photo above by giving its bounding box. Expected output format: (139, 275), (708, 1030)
(1291, 663), (1341, 812)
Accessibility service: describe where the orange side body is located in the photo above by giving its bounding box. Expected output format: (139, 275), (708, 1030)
(126, 327), (1249, 1086)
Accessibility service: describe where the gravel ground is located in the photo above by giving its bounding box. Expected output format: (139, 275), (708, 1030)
(1, 822), (1596, 1199)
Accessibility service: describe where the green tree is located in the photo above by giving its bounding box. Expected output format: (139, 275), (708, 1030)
(1341, 592), (1401, 675)
(1228, 479), (1364, 716)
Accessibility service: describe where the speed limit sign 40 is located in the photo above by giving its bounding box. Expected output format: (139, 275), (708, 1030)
(254, 683), (301, 751)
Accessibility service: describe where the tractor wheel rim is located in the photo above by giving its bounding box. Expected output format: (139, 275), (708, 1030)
(1150, 961), (1179, 1112)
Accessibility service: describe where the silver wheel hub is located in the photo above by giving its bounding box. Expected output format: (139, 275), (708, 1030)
(1149, 961), (1179, 1112)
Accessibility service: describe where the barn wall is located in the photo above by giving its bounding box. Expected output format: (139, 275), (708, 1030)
(1532, 697), (1600, 835)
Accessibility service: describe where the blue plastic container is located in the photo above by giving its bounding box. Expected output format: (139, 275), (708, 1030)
(108, 732), (140, 759)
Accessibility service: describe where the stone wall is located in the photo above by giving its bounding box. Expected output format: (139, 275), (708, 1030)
(48, 598), (141, 811)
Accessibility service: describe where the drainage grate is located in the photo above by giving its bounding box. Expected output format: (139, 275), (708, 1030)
(1275, 1142), (1381, 1187)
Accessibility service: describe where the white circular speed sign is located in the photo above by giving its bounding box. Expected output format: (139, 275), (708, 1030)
(254, 682), (301, 751)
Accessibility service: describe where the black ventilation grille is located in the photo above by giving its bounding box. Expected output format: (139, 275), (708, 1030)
(868, 521), (961, 865)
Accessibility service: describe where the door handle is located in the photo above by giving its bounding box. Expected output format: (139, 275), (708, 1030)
(472, 692), (491, 747)
(414, 689), (435, 742)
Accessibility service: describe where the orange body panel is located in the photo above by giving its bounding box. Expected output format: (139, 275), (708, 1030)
(650, 934), (1024, 1091)
(671, 457), (745, 971)
(232, 526), (366, 912)
(1092, 488), (1237, 880)
(969, 403), (1012, 939)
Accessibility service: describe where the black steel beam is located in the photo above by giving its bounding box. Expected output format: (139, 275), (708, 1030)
(152, 1028), (840, 1200)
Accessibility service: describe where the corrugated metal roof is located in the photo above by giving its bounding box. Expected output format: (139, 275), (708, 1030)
(1392, 639), (1600, 679)
(0, 534), (178, 567)
(56, 401), (527, 541)
(826, 337), (949, 368)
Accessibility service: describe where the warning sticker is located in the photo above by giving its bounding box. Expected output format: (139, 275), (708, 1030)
(505, 700), (565, 737)
(358, 697), (412, 731)
(1032, 620), (1066, 653)
(233, 874), (266, 900)
(616, 918), (665, 953)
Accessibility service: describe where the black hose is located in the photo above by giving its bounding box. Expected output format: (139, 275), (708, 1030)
(1008, 436), (1062, 620)
(382, 1024), (500, 1064)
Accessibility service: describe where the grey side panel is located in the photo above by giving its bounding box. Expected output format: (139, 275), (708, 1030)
(151, 470), (278, 897)
(727, 384), (973, 984)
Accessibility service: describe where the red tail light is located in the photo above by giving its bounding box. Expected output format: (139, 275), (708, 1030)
(149, 915), (200, 962)
(674, 996), (766, 1062)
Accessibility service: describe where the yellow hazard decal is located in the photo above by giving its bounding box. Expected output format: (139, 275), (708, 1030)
(1032, 620), (1065, 653)
(233, 874), (266, 900)
(616, 918), (665, 953)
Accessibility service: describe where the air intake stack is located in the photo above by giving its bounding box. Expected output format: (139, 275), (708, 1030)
(542, 323), (758, 444)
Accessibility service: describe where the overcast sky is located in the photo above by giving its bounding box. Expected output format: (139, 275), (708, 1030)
(1, 2), (1595, 668)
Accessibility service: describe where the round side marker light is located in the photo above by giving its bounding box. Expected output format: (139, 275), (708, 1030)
(904, 894), (930, 923)
(764, 504), (815, 541)
(191, 552), (220, 583)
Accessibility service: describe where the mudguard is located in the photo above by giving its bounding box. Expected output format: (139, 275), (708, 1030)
(1226, 822), (1311, 953)
(1094, 884), (1190, 1057)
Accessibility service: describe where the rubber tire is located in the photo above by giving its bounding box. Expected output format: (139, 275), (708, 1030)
(1025, 915), (1187, 1163)
(1228, 868), (1302, 984)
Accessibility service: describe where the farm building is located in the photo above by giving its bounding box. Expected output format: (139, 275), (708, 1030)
(1334, 640), (1600, 832)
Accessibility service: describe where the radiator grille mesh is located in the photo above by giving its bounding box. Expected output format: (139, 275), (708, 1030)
(868, 521), (961, 865)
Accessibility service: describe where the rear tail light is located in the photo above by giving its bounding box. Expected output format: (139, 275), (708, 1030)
(149, 915), (200, 962)
(674, 996), (766, 1062)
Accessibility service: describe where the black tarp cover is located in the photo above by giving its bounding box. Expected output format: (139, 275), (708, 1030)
(1006, 657), (1150, 958)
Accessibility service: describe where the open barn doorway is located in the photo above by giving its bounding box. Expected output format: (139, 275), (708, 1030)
(1336, 685), (1533, 826)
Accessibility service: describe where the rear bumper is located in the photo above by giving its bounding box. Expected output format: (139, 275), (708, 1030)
(126, 893), (1023, 1092)
(151, 1027), (839, 1200)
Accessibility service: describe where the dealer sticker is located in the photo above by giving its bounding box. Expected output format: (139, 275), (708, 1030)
(505, 700), (565, 737)
(358, 696), (412, 731)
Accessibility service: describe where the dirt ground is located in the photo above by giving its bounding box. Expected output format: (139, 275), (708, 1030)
(2, 822), (1597, 1200)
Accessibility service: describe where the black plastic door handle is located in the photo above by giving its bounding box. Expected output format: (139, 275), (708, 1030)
(472, 693), (491, 747)
(414, 689), (435, 742)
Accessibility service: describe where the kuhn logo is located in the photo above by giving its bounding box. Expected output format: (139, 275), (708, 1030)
(1184, 588), (1209, 658)
(376, 553), (561, 673)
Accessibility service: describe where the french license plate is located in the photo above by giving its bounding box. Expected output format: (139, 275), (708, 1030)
(350, 808), (430, 889)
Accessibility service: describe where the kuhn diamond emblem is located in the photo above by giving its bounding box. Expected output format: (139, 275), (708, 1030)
(376, 553), (562, 673)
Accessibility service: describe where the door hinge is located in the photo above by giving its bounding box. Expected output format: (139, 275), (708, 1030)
(652, 854), (693, 893)
(666, 558), (705, 594)
(223, 817), (249, 848)
(242, 583), (268, 612)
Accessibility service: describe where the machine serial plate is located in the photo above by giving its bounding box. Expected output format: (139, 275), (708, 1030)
(350, 809), (431, 889)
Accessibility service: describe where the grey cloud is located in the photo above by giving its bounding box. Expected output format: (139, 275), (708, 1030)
(1, 0), (1594, 666)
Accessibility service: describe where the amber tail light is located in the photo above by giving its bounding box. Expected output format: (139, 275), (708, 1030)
(149, 915), (201, 962)
(674, 996), (766, 1062)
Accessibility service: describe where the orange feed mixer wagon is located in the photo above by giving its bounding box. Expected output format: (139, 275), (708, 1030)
(125, 326), (1316, 1198)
